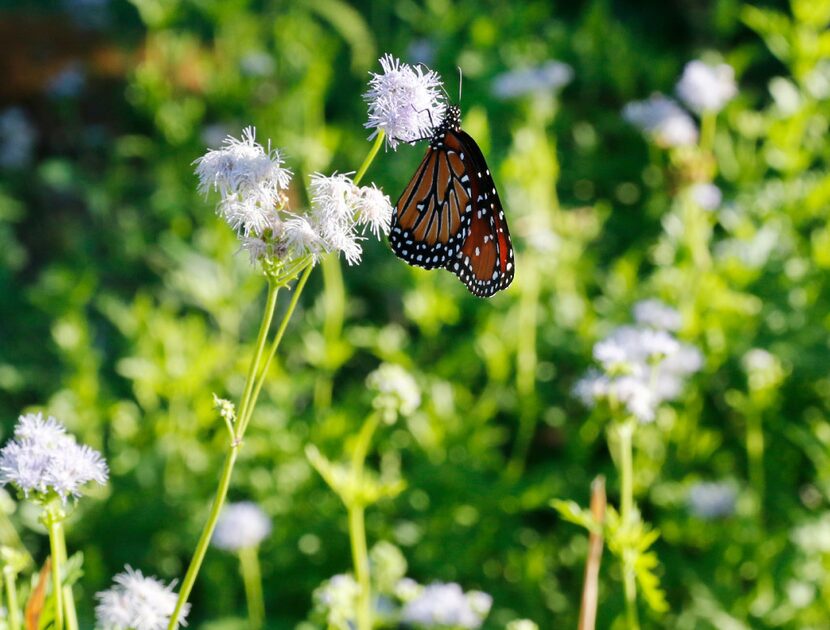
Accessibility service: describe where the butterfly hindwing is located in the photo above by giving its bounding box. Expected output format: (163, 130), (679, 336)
(447, 130), (514, 297)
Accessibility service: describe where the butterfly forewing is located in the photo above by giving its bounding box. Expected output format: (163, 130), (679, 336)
(390, 137), (472, 270)
(390, 104), (514, 297)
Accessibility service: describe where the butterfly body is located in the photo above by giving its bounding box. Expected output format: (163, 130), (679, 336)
(390, 105), (514, 297)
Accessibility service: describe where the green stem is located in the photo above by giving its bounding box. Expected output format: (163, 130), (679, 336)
(235, 282), (281, 437)
(46, 517), (64, 630)
(168, 446), (240, 629)
(699, 110), (717, 156)
(616, 421), (640, 630)
(348, 414), (381, 630)
(238, 547), (265, 630)
(747, 411), (765, 515)
(167, 282), (282, 630)
(354, 131), (385, 186)
(55, 524), (77, 630)
(4, 568), (20, 630)
(238, 263), (314, 436)
(349, 505), (371, 630)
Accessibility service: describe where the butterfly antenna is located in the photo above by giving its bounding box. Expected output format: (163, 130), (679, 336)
(457, 66), (463, 103)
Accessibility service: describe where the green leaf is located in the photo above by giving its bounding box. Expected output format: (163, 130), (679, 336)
(550, 499), (601, 534)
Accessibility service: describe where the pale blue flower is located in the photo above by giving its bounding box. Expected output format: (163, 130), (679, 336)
(212, 501), (272, 551)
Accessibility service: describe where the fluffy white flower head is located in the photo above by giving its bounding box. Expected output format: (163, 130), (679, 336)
(194, 127), (292, 237)
(95, 566), (188, 630)
(366, 363), (421, 422)
(0, 412), (108, 502)
(364, 54), (447, 149)
(676, 60), (737, 114)
(212, 501), (272, 551)
(633, 299), (682, 331)
(354, 184), (394, 237)
(492, 60), (573, 99)
(401, 582), (492, 629)
(623, 95), (698, 147)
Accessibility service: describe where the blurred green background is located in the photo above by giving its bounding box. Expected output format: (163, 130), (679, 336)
(2, 0), (830, 627)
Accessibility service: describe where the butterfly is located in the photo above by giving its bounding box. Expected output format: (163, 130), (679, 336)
(389, 104), (514, 298)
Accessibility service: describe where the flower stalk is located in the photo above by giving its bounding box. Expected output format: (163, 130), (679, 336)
(4, 565), (20, 630)
(170, 119), (390, 628)
(238, 546), (265, 630)
(43, 505), (67, 630)
(614, 420), (640, 630)
(348, 414), (381, 630)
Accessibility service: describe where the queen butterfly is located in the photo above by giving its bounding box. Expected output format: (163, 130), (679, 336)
(389, 104), (514, 297)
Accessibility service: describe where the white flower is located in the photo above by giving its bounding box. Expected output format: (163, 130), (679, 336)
(575, 322), (701, 423)
(689, 182), (722, 211)
(194, 127), (291, 237)
(307, 173), (368, 265)
(95, 566), (188, 630)
(364, 54), (447, 150)
(491, 61), (573, 99)
(593, 326), (679, 372)
(676, 60), (737, 114)
(354, 184), (393, 237)
(401, 582), (491, 629)
(0, 108), (36, 169)
(283, 216), (325, 260)
(687, 481), (737, 519)
(507, 621), (540, 630)
(623, 95), (698, 147)
(313, 574), (359, 629)
(395, 577), (422, 602)
(633, 299), (682, 331)
(212, 501), (272, 551)
(366, 363), (421, 421)
(612, 375), (659, 423)
(0, 412), (108, 502)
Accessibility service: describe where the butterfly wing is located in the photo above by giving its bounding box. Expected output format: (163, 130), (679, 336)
(389, 137), (473, 270)
(446, 130), (515, 297)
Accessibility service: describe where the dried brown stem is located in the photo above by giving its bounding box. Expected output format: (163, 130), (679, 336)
(577, 476), (607, 630)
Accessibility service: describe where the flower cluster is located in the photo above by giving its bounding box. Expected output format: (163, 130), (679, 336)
(95, 566), (188, 630)
(364, 54), (447, 150)
(212, 501), (272, 552)
(622, 95), (699, 148)
(401, 582), (493, 629)
(310, 541), (493, 630)
(623, 59), (737, 148)
(676, 60), (737, 114)
(574, 300), (702, 422)
(491, 60), (574, 99)
(312, 573), (360, 630)
(194, 129), (393, 267)
(687, 481), (737, 519)
(366, 363), (421, 423)
(0, 413), (108, 502)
